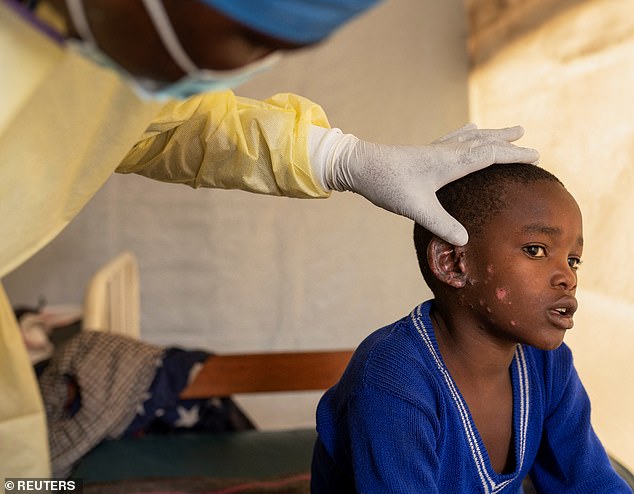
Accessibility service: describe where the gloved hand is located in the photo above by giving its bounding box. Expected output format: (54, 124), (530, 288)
(309, 123), (539, 246)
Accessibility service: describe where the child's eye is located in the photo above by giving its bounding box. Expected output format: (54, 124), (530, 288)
(522, 245), (546, 258)
(568, 257), (583, 270)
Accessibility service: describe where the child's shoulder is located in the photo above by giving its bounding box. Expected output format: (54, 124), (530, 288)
(355, 313), (418, 358)
(343, 302), (442, 399)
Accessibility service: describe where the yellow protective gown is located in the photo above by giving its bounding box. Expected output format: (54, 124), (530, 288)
(0, 2), (329, 477)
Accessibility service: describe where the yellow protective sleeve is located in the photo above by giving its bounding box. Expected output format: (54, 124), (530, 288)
(0, 285), (50, 478)
(117, 91), (332, 198)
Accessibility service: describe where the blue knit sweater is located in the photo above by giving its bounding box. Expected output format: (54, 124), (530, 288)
(312, 301), (632, 493)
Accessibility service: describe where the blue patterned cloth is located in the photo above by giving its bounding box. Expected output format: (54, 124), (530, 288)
(125, 347), (253, 436)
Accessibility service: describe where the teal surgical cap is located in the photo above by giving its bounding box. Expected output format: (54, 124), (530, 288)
(199, 0), (382, 44)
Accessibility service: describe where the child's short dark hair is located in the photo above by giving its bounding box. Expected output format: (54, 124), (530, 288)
(413, 163), (564, 288)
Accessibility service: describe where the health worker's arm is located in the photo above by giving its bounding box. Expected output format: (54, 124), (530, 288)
(116, 90), (330, 199)
(529, 345), (632, 493)
(117, 90), (539, 246)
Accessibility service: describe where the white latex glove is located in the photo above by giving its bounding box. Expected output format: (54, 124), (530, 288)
(309, 123), (539, 246)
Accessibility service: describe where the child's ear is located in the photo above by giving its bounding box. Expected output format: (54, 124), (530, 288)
(427, 237), (468, 288)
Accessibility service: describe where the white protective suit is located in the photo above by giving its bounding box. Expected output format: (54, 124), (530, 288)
(0, 2), (330, 477)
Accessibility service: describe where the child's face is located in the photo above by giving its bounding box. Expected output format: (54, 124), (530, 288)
(461, 180), (583, 351)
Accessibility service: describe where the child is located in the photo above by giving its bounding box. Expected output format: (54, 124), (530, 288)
(311, 163), (632, 493)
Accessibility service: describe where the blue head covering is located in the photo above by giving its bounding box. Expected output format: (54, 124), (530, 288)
(199, 0), (381, 44)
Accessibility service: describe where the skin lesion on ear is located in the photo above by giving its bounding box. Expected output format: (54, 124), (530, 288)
(427, 237), (468, 288)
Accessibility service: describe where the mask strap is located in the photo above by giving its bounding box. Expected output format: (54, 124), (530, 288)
(65, 0), (199, 75)
(65, 0), (97, 44)
(139, 0), (199, 74)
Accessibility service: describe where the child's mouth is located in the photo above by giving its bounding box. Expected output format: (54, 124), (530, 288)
(547, 297), (577, 330)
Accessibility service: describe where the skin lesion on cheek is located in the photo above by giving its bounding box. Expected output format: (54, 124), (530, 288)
(478, 299), (493, 314)
(479, 264), (494, 286)
(495, 287), (511, 304)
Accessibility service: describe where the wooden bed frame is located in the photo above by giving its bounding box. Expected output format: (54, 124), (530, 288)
(180, 349), (354, 398)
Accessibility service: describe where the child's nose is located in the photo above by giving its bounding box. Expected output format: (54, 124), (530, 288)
(550, 260), (577, 292)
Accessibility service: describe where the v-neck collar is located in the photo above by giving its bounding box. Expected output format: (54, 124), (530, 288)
(410, 301), (530, 494)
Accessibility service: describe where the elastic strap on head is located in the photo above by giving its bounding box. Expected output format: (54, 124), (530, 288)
(66, 0), (199, 74)
(65, 0), (97, 44)
(139, 0), (199, 74)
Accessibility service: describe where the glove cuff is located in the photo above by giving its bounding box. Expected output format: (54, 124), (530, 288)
(308, 125), (342, 191)
(308, 125), (359, 192)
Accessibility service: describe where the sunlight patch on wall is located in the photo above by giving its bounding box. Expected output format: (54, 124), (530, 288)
(468, 0), (634, 470)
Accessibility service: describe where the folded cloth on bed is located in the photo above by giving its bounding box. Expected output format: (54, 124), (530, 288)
(38, 331), (164, 478)
(38, 331), (253, 478)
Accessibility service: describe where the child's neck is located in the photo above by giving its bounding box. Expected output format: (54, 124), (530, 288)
(430, 304), (517, 475)
(430, 304), (517, 382)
